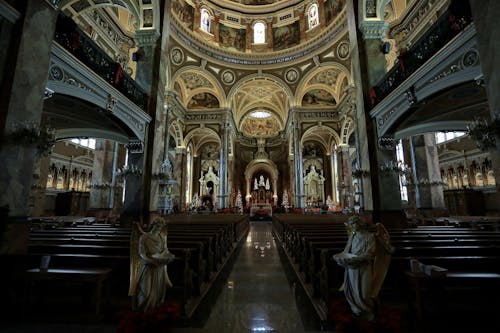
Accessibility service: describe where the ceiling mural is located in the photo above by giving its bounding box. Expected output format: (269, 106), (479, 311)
(180, 72), (213, 90)
(240, 116), (281, 138)
(201, 143), (220, 160)
(302, 89), (336, 107)
(272, 21), (300, 51)
(324, 0), (346, 26)
(219, 24), (246, 52)
(187, 92), (220, 109)
(172, 0), (194, 30)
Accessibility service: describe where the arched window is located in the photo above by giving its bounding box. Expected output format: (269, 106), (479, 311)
(308, 3), (320, 30)
(200, 8), (211, 33)
(253, 21), (266, 44)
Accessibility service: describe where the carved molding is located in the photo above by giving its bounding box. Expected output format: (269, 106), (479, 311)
(359, 20), (388, 39)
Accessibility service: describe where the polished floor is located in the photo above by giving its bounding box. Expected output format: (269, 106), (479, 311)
(173, 221), (331, 333)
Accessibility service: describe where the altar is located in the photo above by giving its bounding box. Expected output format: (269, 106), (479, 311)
(250, 204), (272, 218)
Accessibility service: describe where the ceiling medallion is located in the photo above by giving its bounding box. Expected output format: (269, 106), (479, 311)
(221, 69), (235, 85)
(285, 68), (299, 84)
(337, 41), (350, 60)
(170, 47), (184, 65)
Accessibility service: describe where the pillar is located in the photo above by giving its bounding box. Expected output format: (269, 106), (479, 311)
(340, 146), (353, 208)
(347, 0), (405, 225)
(89, 139), (116, 213)
(0, 1), (58, 253)
(292, 118), (304, 208)
(409, 134), (445, 212)
(174, 147), (186, 211)
(469, 0), (500, 203)
(218, 121), (229, 208)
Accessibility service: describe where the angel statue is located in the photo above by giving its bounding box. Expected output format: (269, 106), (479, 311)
(129, 217), (175, 312)
(333, 215), (393, 320)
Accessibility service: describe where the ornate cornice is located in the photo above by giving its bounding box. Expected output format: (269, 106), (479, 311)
(358, 20), (388, 39)
(135, 29), (161, 47)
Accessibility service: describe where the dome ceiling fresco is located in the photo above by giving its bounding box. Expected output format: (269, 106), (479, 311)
(240, 116), (281, 138)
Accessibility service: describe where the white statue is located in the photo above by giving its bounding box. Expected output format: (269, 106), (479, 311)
(333, 215), (393, 320)
(326, 195), (335, 211)
(254, 178), (258, 190)
(265, 178), (270, 191)
(259, 175), (265, 187)
(129, 218), (175, 312)
(304, 165), (325, 201)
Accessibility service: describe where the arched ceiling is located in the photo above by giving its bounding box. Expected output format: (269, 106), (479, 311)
(232, 77), (289, 137)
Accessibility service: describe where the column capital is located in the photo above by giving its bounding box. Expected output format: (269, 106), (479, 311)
(135, 29), (160, 47)
(358, 20), (388, 40)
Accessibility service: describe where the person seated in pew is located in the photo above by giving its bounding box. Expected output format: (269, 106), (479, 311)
(129, 218), (175, 311)
(333, 215), (393, 320)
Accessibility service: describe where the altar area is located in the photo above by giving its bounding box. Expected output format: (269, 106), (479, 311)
(248, 175), (274, 218)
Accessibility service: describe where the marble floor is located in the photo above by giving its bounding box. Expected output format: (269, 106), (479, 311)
(173, 221), (333, 333)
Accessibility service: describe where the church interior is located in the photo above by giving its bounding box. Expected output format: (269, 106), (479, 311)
(1, 0), (499, 332)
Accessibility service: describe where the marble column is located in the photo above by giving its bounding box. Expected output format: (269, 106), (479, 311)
(89, 139), (115, 212)
(192, 154), (200, 197)
(409, 134), (445, 211)
(292, 119), (304, 208)
(323, 153), (333, 202)
(346, 0), (405, 224)
(174, 147), (186, 211)
(340, 146), (353, 208)
(0, 1), (58, 254)
(469, 0), (500, 199)
(218, 122), (229, 208)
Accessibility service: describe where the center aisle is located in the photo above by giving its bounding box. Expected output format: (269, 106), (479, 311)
(173, 221), (308, 332)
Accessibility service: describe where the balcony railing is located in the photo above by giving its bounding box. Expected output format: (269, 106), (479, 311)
(54, 15), (147, 110)
(370, 2), (473, 108)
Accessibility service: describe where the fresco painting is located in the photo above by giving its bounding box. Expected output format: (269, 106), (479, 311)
(302, 89), (336, 107)
(324, 0), (346, 26)
(219, 24), (246, 52)
(272, 21), (300, 51)
(241, 116), (281, 138)
(172, 0), (194, 30)
(187, 92), (220, 109)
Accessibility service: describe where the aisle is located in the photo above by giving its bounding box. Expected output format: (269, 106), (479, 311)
(173, 221), (306, 332)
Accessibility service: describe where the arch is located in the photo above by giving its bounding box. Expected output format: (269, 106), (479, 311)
(295, 63), (352, 106)
(183, 126), (221, 157)
(59, 0), (140, 24)
(301, 124), (341, 154)
(339, 117), (354, 146)
(55, 128), (129, 144)
(170, 66), (227, 108)
(227, 73), (293, 126)
(46, 81), (148, 141)
(170, 119), (184, 147)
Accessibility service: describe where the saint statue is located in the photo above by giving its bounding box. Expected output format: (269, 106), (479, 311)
(254, 178), (259, 190)
(333, 215), (393, 320)
(265, 178), (270, 191)
(259, 175), (265, 187)
(129, 218), (175, 312)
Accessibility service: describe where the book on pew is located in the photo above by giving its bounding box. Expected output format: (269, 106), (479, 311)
(40, 255), (51, 272)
